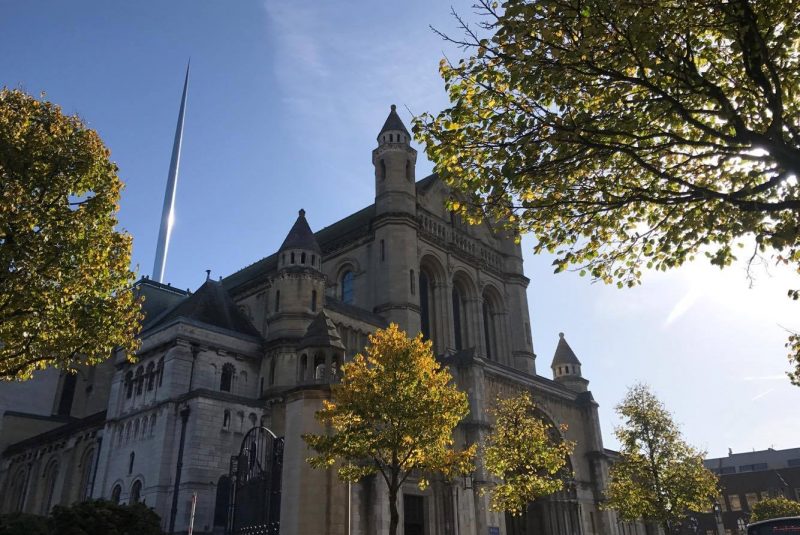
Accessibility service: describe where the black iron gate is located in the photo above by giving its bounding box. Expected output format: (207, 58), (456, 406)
(227, 426), (284, 535)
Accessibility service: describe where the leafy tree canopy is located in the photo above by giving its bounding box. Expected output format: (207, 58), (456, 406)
(0, 89), (141, 380)
(483, 392), (574, 515)
(750, 496), (800, 523)
(414, 0), (800, 382)
(605, 384), (718, 533)
(303, 324), (475, 535)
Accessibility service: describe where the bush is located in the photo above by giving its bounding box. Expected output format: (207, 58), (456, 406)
(0, 512), (49, 535)
(750, 497), (800, 523)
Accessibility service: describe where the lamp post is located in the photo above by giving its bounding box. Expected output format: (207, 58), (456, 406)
(713, 502), (725, 535)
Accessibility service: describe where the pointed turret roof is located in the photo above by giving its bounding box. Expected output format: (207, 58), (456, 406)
(299, 310), (345, 350)
(279, 209), (322, 254)
(378, 104), (410, 136)
(552, 332), (582, 366)
(144, 278), (261, 338)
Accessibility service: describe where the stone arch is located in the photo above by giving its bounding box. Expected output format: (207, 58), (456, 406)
(298, 353), (308, 383)
(220, 363), (235, 392)
(130, 478), (143, 503)
(146, 361), (155, 391)
(6, 465), (28, 512)
(313, 352), (326, 381)
(504, 399), (579, 535)
(481, 284), (506, 362)
(451, 270), (478, 351)
(78, 445), (97, 500)
(418, 253), (447, 354)
(40, 456), (60, 514)
(110, 481), (123, 504)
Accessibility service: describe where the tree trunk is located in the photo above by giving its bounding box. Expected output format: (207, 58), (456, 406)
(389, 482), (400, 535)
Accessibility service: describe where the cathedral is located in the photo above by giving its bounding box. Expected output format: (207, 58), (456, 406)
(0, 105), (626, 535)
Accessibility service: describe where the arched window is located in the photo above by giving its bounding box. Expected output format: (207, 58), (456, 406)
(311, 254), (316, 266)
(341, 271), (354, 304)
(301, 252), (306, 264)
(331, 354), (340, 381)
(248, 413), (257, 427)
(146, 362), (155, 391)
(125, 371), (134, 399)
(128, 452), (135, 475)
(314, 354), (326, 381)
(41, 460), (59, 514)
(275, 290), (281, 312)
(379, 159), (386, 180)
(149, 414), (157, 436)
(237, 411), (244, 433)
(156, 357), (164, 387)
(299, 354), (308, 382)
(130, 480), (142, 503)
(220, 363), (234, 392)
(111, 484), (122, 504)
(290, 252), (295, 264)
(483, 300), (495, 360)
(269, 358), (276, 386)
(133, 419), (140, 440)
(79, 448), (97, 500)
(311, 290), (317, 312)
(223, 410), (231, 430)
(135, 366), (144, 396)
(8, 468), (27, 512)
(452, 287), (464, 351)
(406, 160), (412, 182)
(125, 421), (132, 443)
(419, 270), (433, 343)
(410, 269), (415, 295)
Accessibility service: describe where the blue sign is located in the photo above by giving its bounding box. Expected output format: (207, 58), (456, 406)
(488, 528), (500, 535)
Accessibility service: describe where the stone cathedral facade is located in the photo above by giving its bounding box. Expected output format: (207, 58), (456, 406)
(0, 106), (628, 535)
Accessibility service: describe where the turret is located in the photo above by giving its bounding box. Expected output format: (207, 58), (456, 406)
(296, 311), (345, 385)
(551, 332), (589, 392)
(373, 104), (417, 215)
(370, 106), (421, 333)
(267, 209), (326, 340)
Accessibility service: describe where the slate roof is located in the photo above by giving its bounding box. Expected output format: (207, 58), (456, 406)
(379, 104), (410, 136)
(222, 173), (440, 294)
(4, 411), (107, 457)
(299, 310), (345, 350)
(144, 278), (261, 338)
(552, 332), (582, 366)
(279, 209), (322, 254)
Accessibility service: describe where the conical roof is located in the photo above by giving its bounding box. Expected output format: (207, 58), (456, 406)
(378, 104), (410, 136)
(145, 278), (261, 338)
(552, 332), (582, 366)
(279, 209), (322, 254)
(299, 310), (345, 350)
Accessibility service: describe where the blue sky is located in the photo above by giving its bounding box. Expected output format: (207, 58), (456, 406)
(1, 0), (797, 457)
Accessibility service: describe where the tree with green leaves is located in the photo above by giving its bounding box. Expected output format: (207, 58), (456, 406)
(605, 384), (718, 534)
(483, 392), (575, 515)
(414, 0), (800, 383)
(0, 88), (141, 380)
(302, 324), (476, 535)
(750, 496), (800, 522)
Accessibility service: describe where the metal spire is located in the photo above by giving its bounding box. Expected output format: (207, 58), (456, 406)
(153, 60), (190, 283)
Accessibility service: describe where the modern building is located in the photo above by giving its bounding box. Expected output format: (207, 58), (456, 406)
(0, 105), (623, 535)
(689, 448), (800, 535)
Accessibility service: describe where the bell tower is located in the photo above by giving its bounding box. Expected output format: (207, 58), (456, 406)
(373, 104), (417, 215)
(370, 105), (420, 334)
